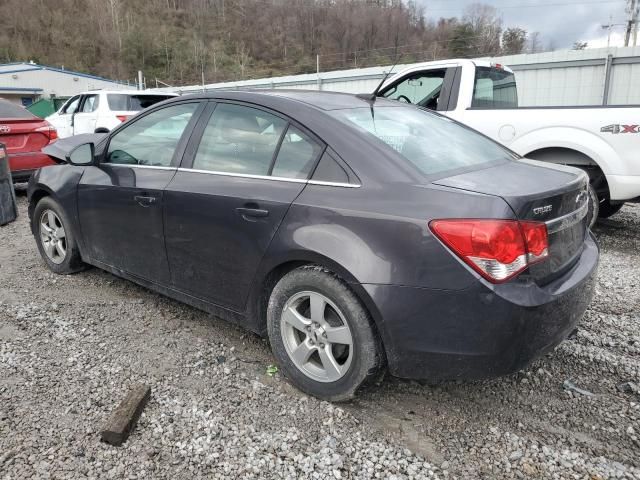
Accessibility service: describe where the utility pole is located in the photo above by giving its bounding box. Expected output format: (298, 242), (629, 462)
(625, 0), (639, 46)
(603, 14), (627, 48)
(316, 54), (321, 91)
(605, 14), (614, 48)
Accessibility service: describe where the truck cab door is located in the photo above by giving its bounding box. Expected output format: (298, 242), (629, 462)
(48, 95), (81, 138)
(378, 67), (461, 113)
(72, 94), (99, 135)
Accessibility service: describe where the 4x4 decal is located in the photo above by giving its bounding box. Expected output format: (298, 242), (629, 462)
(601, 124), (639, 134)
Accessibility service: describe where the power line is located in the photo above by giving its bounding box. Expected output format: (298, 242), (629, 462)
(425, 0), (625, 11)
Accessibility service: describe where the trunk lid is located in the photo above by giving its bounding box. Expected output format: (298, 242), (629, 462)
(434, 159), (589, 283)
(0, 100), (52, 154)
(0, 118), (52, 154)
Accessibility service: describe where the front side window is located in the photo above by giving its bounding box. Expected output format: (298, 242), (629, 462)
(193, 103), (287, 176)
(62, 96), (81, 115)
(381, 70), (446, 110)
(81, 95), (99, 113)
(105, 103), (198, 167)
(472, 67), (518, 109)
(331, 105), (515, 176)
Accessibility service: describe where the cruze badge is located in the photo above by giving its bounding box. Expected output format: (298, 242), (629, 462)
(533, 205), (553, 215)
(0, 125), (11, 133)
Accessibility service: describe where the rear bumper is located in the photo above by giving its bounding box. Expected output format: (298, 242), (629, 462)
(606, 174), (640, 201)
(8, 152), (55, 182)
(364, 233), (599, 380)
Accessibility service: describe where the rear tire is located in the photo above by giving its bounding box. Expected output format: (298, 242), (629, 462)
(267, 266), (384, 402)
(32, 197), (86, 274)
(597, 199), (624, 219)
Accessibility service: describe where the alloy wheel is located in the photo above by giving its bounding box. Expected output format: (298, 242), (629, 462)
(280, 291), (354, 383)
(40, 209), (67, 265)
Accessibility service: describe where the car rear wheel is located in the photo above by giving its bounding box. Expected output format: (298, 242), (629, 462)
(267, 266), (384, 401)
(32, 197), (86, 274)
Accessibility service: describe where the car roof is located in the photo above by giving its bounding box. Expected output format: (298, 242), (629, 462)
(81, 90), (179, 96)
(178, 89), (402, 111)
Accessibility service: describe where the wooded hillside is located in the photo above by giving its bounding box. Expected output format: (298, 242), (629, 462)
(0, 0), (533, 86)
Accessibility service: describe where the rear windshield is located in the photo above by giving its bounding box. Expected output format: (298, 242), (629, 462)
(107, 94), (174, 112)
(0, 99), (36, 119)
(471, 67), (518, 109)
(330, 105), (515, 176)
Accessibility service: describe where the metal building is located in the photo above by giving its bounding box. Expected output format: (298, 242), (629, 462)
(0, 62), (130, 107)
(158, 46), (640, 107)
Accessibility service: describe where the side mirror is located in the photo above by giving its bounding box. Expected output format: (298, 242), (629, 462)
(66, 142), (95, 166)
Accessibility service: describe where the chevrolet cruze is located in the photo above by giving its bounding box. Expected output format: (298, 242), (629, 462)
(28, 91), (598, 401)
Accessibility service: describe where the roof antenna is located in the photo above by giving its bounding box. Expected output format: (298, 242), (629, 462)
(356, 53), (400, 102)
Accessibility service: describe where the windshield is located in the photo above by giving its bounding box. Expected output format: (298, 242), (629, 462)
(330, 105), (516, 176)
(472, 67), (518, 109)
(107, 94), (174, 112)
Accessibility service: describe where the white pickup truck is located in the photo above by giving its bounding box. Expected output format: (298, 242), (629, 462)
(378, 59), (640, 223)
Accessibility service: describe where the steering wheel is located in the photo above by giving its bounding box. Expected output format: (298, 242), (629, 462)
(396, 95), (412, 104)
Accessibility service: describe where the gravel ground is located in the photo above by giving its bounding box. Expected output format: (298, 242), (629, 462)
(1, 191), (639, 479)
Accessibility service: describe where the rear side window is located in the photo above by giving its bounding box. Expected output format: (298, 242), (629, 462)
(311, 152), (350, 184)
(193, 103), (287, 176)
(331, 105), (515, 176)
(471, 67), (518, 109)
(271, 126), (323, 179)
(107, 94), (175, 111)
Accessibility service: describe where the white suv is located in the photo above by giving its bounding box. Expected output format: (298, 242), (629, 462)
(47, 90), (178, 138)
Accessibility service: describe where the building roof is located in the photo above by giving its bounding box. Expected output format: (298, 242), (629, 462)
(0, 62), (123, 85)
(0, 86), (43, 93)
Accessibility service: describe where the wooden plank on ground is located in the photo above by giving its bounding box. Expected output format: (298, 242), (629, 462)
(101, 383), (151, 446)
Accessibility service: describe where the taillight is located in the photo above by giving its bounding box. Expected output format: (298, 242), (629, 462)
(34, 123), (58, 143)
(429, 219), (549, 283)
(116, 115), (128, 123)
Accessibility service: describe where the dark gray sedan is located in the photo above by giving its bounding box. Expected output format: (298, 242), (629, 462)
(28, 91), (598, 401)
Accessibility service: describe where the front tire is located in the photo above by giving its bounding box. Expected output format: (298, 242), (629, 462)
(32, 197), (86, 274)
(267, 266), (384, 402)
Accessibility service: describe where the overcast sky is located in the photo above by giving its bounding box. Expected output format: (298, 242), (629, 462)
(419, 0), (631, 49)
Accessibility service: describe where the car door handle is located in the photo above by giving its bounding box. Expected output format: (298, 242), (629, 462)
(236, 207), (269, 219)
(134, 195), (157, 207)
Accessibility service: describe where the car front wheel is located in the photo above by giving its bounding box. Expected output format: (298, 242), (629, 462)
(267, 266), (384, 402)
(32, 197), (86, 274)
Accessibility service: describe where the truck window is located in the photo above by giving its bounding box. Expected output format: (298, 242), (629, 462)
(472, 67), (518, 109)
(381, 70), (446, 110)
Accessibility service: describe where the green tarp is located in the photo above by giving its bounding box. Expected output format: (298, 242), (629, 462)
(27, 98), (69, 119)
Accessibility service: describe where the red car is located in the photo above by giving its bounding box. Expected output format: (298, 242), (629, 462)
(0, 99), (57, 182)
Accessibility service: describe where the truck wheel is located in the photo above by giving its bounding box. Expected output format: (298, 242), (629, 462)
(598, 199), (624, 219)
(267, 266), (384, 402)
